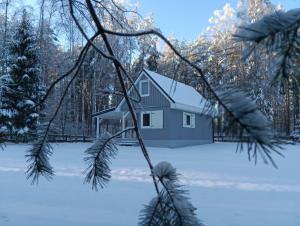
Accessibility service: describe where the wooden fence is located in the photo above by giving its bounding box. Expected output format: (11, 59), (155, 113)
(2, 134), (93, 143)
(213, 135), (295, 143)
(213, 135), (245, 142)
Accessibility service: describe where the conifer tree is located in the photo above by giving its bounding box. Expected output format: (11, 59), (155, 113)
(0, 10), (44, 136)
(145, 45), (160, 72)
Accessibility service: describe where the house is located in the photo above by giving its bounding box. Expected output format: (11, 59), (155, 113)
(92, 69), (213, 148)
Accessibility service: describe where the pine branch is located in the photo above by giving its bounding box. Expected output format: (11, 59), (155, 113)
(216, 86), (284, 167)
(234, 9), (300, 85)
(0, 135), (5, 150)
(83, 128), (133, 190)
(234, 9), (300, 43)
(139, 162), (204, 226)
(25, 130), (54, 184)
(84, 133), (117, 190)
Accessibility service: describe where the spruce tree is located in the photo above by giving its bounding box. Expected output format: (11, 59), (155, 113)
(0, 10), (44, 136)
(145, 45), (160, 72)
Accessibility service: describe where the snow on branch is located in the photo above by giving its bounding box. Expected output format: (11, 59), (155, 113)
(234, 9), (300, 84)
(234, 9), (300, 42)
(152, 161), (177, 182)
(216, 86), (283, 167)
(83, 130), (133, 190)
(139, 162), (204, 226)
(83, 132), (119, 190)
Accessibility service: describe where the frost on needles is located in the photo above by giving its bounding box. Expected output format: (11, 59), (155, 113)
(234, 9), (300, 85)
(83, 132), (118, 190)
(139, 161), (204, 226)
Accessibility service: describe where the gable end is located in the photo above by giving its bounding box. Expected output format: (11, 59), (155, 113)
(116, 70), (173, 112)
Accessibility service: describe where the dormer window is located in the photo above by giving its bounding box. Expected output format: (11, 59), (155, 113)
(139, 80), (149, 97)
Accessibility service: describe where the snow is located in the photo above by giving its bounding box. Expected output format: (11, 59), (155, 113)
(0, 74), (12, 83)
(16, 100), (35, 108)
(235, 8), (300, 42)
(152, 161), (176, 179)
(16, 127), (29, 135)
(144, 69), (208, 111)
(17, 56), (27, 61)
(0, 109), (16, 118)
(0, 142), (299, 226)
(29, 113), (39, 118)
(22, 74), (30, 80)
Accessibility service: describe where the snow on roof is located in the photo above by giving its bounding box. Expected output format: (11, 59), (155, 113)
(144, 69), (208, 111)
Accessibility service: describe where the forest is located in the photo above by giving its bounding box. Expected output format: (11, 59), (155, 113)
(0, 0), (299, 225)
(0, 0), (298, 140)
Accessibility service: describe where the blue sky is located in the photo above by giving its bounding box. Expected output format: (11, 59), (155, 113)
(135, 0), (299, 41)
(26, 0), (299, 41)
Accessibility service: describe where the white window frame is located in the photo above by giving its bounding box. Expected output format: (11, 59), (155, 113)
(140, 110), (163, 129)
(139, 79), (150, 97)
(141, 112), (151, 128)
(183, 112), (195, 128)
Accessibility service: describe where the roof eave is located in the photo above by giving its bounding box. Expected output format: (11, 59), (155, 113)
(170, 103), (211, 116)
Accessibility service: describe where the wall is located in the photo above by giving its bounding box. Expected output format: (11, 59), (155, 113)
(119, 74), (170, 112)
(119, 73), (213, 147)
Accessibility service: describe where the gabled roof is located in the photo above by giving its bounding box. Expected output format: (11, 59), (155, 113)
(115, 69), (210, 114)
(143, 69), (208, 111)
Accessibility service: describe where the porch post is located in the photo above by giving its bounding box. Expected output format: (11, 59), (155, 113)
(96, 116), (100, 139)
(122, 112), (125, 139)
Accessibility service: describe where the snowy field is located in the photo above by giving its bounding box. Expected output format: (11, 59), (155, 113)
(0, 142), (299, 226)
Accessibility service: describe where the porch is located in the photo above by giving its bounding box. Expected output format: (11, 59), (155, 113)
(93, 108), (137, 141)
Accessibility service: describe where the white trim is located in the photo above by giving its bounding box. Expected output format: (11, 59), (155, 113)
(124, 111), (130, 118)
(183, 112), (195, 128)
(171, 103), (205, 114)
(141, 111), (151, 129)
(143, 70), (174, 102)
(139, 79), (150, 97)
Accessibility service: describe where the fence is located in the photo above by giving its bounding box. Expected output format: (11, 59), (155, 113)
(2, 134), (93, 143)
(213, 135), (295, 143)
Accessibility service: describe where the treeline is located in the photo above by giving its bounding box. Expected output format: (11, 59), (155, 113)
(0, 0), (299, 138)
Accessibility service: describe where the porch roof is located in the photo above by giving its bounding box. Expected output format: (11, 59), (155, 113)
(92, 107), (122, 119)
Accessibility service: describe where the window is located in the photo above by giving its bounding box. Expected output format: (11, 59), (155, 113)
(183, 112), (195, 128)
(186, 114), (191, 126)
(142, 112), (151, 128)
(139, 80), (149, 97)
(141, 111), (163, 129)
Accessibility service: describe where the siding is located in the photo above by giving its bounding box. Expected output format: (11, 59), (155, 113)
(168, 109), (213, 141)
(120, 74), (170, 111)
(136, 107), (171, 140)
(136, 108), (213, 142)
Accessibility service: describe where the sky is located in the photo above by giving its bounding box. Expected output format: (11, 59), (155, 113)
(26, 0), (299, 41)
(134, 0), (299, 41)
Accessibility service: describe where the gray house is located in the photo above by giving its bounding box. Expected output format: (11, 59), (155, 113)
(92, 69), (213, 147)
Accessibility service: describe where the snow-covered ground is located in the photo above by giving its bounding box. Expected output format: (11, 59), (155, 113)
(0, 142), (299, 226)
